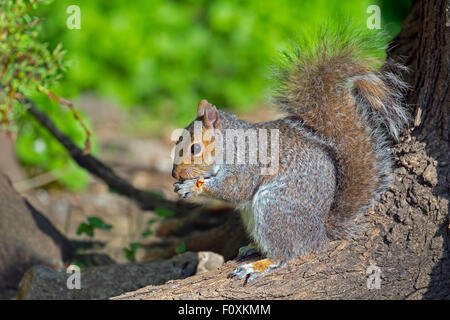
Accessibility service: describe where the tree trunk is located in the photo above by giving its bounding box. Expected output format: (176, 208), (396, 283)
(114, 0), (449, 300)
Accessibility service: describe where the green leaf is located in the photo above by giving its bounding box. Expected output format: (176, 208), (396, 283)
(123, 243), (142, 262)
(175, 242), (186, 254)
(76, 216), (113, 238)
(141, 229), (153, 238)
(108, 187), (118, 194)
(87, 217), (113, 230)
(69, 259), (87, 271)
(154, 207), (174, 218)
(129, 243), (141, 251)
(76, 222), (94, 237)
(123, 248), (135, 262)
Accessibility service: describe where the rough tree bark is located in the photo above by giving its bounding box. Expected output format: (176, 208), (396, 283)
(114, 0), (449, 300)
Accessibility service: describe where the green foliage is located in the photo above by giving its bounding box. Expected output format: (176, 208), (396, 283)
(69, 259), (87, 270)
(0, 0), (95, 190)
(35, 0), (410, 130)
(141, 217), (159, 238)
(123, 243), (141, 262)
(141, 229), (152, 238)
(175, 242), (187, 254)
(0, 0), (66, 99)
(15, 92), (96, 189)
(154, 207), (175, 218)
(76, 216), (113, 237)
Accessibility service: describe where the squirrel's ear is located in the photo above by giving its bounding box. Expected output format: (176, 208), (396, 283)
(204, 104), (219, 131)
(197, 99), (209, 118)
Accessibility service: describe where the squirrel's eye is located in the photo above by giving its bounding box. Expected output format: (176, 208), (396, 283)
(191, 143), (202, 155)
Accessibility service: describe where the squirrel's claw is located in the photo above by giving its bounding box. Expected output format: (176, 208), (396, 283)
(228, 259), (285, 285)
(228, 264), (260, 284)
(173, 179), (202, 198)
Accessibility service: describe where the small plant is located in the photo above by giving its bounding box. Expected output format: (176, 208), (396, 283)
(154, 207), (174, 218)
(69, 259), (87, 271)
(175, 242), (186, 254)
(0, 0), (93, 190)
(0, 0), (67, 111)
(141, 229), (153, 238)
(76, 216), (113, 237)
(123, 243), (141, 262)
(141, 217), (159, 238)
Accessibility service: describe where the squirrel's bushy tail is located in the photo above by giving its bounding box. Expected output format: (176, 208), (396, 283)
(275, 30), (409, 239)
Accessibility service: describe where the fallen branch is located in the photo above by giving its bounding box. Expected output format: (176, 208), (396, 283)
(18, 252), (200, 300)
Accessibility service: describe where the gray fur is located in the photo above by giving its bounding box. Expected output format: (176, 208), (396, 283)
(173, 49), (409, 264)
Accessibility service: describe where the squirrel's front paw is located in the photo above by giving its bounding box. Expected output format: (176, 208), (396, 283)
(173, 178), (204, 199)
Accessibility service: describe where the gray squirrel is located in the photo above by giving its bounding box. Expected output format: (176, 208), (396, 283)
(172, 32), (409, 283)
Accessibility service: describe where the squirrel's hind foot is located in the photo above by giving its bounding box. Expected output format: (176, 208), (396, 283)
(228, 259), (285, 284)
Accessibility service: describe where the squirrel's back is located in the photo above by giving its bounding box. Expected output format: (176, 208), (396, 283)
(275, 30), (409, 239)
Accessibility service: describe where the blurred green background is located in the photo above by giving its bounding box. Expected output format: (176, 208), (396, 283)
(16, 0), (411, 189)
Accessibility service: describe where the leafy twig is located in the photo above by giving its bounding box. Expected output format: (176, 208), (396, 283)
(38, 86), (92, 154)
